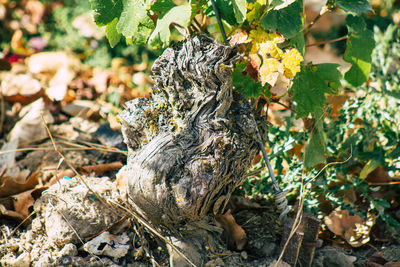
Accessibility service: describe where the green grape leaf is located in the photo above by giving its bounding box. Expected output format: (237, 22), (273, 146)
(232, 0), (246, 24)
(344, 15), (375, 86)
(304, 108), (327, 168)
(215, 0), (237, 25)
(89, 0), (122, 26)
(290, 31), (305, 56)
(105, 18), (121, 48)
(151, 0), (176, 13)
(335, 0), (373, 14)
(291, 63), (341, 118)
(232, 62), (268, 98)
(148, 4), (192, 48)
(117, 0), (153, 39)
(260, 0), (302, 38)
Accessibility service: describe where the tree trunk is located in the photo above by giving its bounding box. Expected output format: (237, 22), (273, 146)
(119, 35), (265, 265)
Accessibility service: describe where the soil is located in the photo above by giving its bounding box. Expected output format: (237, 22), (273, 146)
(0, 117), (399, 267)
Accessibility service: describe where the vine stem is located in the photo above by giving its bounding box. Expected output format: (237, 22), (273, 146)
(306, 35), (349, 47)
(210, 0), (228, 45)
(303, 4), (330, 36)
(254, 122), (281, 193)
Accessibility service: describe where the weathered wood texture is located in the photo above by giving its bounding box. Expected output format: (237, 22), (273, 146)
(119, 36), (263, 231)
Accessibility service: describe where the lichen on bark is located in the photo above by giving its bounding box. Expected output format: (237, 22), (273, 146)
(119, 35), (263, 232)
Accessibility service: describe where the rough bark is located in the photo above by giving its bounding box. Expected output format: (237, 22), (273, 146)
(119, 35), (263, 232)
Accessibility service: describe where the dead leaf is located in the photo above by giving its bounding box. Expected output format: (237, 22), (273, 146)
(27, 52), (81, 101)
(0, 170), (39, 198)
(80, 161), (123, 176)
(1, 73), (43, 104)
(366, 165), (389, 184)
(327, 95), (348, 121)
(215, 209), (247, 251)
(247, 53), (261, 82)
(8, 97), (54, 142)
(288, 143), (303, 159)
(12, 189), (35, 218)
(229, 29), (249, 46)
(324, 207), (376, 247)
(0, 203), (25, 220)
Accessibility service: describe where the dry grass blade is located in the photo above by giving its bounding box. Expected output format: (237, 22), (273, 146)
(40, 113), (111, 209)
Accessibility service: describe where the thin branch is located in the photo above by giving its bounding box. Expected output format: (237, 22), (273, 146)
(306, 35), (349, 47)
(210, 0), (228, 45)
(303, 5), (331, 36)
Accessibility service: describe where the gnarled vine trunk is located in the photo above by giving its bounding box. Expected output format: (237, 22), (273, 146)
(119, 35), (265, 265)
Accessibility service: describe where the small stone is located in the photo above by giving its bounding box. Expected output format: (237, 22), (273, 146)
(215, 257), (225, 266)
(60, 243), (78, 257)
(241, 251), (248, 260)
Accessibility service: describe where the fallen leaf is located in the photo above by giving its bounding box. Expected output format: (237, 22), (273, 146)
(324, 207), (376, 247)
(1, 73), (43, 104)
(8, 97), (54, 143)
(27, 52), (81, 101)
(0, 171), (39, 198)
(80, 161), (123, 176)
(12, 189), (35, 218)
(215, 209), (247, 251)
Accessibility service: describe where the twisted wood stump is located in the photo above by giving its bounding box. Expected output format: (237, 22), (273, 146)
(119, 35), (265, 265)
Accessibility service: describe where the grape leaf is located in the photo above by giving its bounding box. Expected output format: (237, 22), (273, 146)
(117, 0), (153, 39)
(344, 15), (375, 87)
(304, 108), (327, 168)
(89, 0), (122, 26)
(151, 0), (176, 13)
(335, 0), (373, 14)
(215, 0), (237, 25)
(148, 4), (192, 48)
(105, 18), (121, 48)
(291, 63), (341, 118)
(260, 0), (302, 38)
(232, 0), (246, 24)
(232, 62), (268, 98)
(290, 32), (305, 56)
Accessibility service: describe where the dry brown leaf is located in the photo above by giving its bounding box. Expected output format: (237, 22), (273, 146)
(324, 207), (376, 247)
(288, 143), (303, 159)
(1, 73), (43, 104)
(215, 209), (247, 251)
(366, 165), (389, 184)
(327, 95), (349, 121)
(0, 203), (25, 221)
(0, 171), (39, 198)
(12, 189), (35, 218)
(247, 53), (261, 82)
(80, 161), (123, 176)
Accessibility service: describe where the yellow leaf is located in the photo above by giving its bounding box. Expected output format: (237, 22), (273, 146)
(259, 58), (284, 86)
(282, 48), (303, 78)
